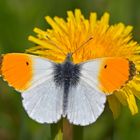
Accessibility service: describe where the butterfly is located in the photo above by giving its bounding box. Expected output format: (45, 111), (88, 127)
(0, 36), (136, 126)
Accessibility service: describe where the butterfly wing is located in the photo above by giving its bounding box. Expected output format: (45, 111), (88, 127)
(1, 53), (63, 123)
(66, 57), (131, 126)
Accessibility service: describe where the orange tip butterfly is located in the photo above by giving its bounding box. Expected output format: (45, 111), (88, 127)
(0, 51), (136, 126)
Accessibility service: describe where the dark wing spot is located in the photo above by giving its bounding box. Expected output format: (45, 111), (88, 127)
(104, 65), (107, 69)
(26, 62), (29, 66)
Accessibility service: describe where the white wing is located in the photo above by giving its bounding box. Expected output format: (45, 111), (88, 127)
(66, 59), (106, 126)
(22, 77), (63, 123)
(21, 55), (63, 123)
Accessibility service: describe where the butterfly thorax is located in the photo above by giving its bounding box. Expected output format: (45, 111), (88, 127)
(53, 60), (81, 92)
(53, 54), (81, 115)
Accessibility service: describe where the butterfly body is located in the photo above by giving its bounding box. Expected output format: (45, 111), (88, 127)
(53, 56), (81, 116)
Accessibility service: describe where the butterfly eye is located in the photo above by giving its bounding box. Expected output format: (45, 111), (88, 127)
(104, 65), (107, 69)
(26, 62), (29, 66)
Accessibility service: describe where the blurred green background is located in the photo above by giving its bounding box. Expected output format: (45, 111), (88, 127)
(0, 0), (140, 140)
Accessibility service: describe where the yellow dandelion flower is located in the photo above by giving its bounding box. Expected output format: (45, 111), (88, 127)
(27, 9), (140, 118)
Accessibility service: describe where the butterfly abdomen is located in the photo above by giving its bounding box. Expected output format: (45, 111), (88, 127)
(53, 61), (81, 116)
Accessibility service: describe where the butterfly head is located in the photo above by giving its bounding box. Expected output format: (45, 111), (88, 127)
(65, 53), (73, 62)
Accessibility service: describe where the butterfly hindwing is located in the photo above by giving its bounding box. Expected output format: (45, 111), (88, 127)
(22, 77), (63, 123)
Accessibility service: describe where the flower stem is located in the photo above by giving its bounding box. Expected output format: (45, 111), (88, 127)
(51, 119), (84, 140)
(63, 119), (73, 140)
(51, 119), (63, 140)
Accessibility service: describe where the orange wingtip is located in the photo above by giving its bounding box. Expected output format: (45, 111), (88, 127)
(99, 57), (130, 93)
(1, 53), (33, 91)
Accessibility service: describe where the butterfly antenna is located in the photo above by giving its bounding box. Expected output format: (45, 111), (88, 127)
(46, 35), (67, 56)
(71, 37), (93, 55)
